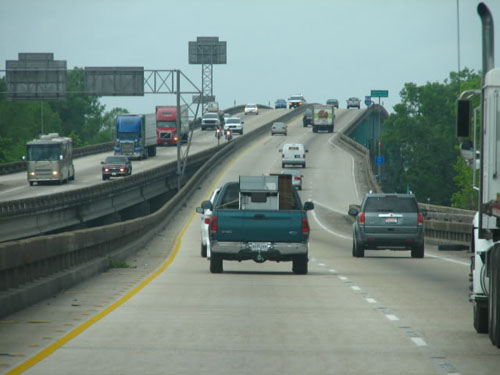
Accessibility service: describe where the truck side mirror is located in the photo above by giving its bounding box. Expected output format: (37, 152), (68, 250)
(201, 200), (212, 210)
(304, 201), (314, 211)
(457, 99), (471, 138)
(348, 208), (359, 216)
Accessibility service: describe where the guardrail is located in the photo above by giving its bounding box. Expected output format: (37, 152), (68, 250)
(335, 107), (474, 246)
(0, 106), (305, 318)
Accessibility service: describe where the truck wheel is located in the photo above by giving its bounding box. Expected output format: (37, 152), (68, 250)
(411, 245), (424, 258)
(201, 243), (207, 258)
(292, 254), (308, 275)
(489, 246), (500, 347)
(210, 254), (223, 273)
(474, 301), (489, 334)
(29, 181), (34, 186)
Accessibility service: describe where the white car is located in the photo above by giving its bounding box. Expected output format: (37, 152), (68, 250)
(279, 143), (308, 168)
(224, 117), (244, 134)
(244, 104), (259, 115)
(196, 188), (220, 258)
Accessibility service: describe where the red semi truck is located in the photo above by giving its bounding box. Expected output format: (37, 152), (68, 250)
(155, 105), (189, 146)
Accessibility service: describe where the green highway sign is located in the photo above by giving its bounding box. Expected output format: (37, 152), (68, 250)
(371, 90), (389, 98)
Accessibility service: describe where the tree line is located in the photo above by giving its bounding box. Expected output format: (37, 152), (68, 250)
(381, 68), (480, 209)
(0, 69), (127, 163)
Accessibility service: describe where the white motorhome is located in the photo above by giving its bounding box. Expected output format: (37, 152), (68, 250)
(24, 133), (75, 185)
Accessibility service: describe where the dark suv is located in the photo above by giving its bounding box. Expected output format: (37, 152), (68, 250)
(302, 108), (312, 127)
(349, 193), (424, 258)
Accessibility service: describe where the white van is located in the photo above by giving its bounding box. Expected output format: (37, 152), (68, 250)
(279, 143), (308, 168)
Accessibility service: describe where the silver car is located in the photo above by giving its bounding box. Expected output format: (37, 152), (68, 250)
(280, 169), (302, 190)
(271, 122), (287, 136)
(347, 97), (361, 109)
(349, 193), (424, 258)
(196, 188), (220, 258)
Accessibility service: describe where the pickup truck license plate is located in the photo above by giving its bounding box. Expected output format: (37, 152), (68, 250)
(249, 242), (270, 251)
(385, 218), (398, 223)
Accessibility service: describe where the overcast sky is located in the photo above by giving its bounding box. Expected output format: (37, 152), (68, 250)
(1, 0), (499, 114)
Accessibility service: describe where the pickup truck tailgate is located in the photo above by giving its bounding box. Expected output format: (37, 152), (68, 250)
(215, 210), (305, 243)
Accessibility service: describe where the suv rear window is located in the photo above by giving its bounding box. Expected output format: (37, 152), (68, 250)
(363, 196), (418, 213)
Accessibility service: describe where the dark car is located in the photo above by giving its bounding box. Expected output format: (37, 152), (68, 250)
(348, 193), (424, 258)
(326, 99), (339, 108)
(275, 99), (287, 109)
(101, 155), (132, 180)
(303, 108), (312, 127)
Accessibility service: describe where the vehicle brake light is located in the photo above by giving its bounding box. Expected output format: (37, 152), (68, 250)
(358, 212), (365, 225)
(294, 176), (301, 181)
(302, 217), (309, 235)
(210, 215), (218, 233)
(417, 213), (424, 226)
(204, 216), (211, 225)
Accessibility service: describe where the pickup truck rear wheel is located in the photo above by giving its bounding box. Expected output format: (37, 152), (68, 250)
(201, 243), (207, 258)
(293, 255), (308, 275)
(411, 245), (424, 258)
(210, 254), (223, 273)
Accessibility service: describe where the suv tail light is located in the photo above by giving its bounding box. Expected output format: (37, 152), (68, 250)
(204, 215), (211, 225)
(302, 217), (310, 235)
(210, 215), (218, 233)
(358, 212), (365, 225)
(417, 213), (424, 226)
(294, 176), (301, 181)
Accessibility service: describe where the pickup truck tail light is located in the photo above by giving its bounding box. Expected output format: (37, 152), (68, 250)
(302, 217), (309, 236)
(417, 213), (424, 226)
(210, 215), (218, 233)
(358, 212), (365, 225)
(204, 215), (211, 225)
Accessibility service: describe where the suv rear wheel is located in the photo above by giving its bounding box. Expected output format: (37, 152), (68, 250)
(353, 239), (365, 258)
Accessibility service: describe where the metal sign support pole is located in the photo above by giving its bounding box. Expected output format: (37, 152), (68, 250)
(176, 70), (181, 191)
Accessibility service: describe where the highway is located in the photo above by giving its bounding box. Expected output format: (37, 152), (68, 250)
(1, 108), (500, 374)
(0, 109), (288, 202)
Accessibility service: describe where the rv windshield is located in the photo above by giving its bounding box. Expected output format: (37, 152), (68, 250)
(27, 144), (62, 161)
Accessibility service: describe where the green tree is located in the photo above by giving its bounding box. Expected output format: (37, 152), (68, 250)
(381, 69), (481, 206)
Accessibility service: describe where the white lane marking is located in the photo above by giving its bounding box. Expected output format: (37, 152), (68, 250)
(328, 134), (360, 203)
(426, 254), (468, 267)
(318, 263), (325, 267)
(410, 337), (427, 347)
(366, 298), (377, 304)
(313, 200), (347, 215)
(351, 286), (361, 291)
(338, 276), (348, 281)
(385, 314), (400, 321)
(328, 269), (336, 273)
(310, 257), (317, 262)
(311, 210), (352, 240)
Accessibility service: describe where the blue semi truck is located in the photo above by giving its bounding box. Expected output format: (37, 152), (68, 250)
(114, 114), (157, 160)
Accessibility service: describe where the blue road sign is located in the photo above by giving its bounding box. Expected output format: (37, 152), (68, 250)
(375, 156), (385, 165)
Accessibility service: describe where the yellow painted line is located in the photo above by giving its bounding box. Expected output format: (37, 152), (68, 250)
(6, 132), (266, 375)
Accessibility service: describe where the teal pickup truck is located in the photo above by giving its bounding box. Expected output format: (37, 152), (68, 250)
(199, 175), (314, 274)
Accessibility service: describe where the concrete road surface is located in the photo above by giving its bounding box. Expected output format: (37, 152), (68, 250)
(1, 108), (499, 374)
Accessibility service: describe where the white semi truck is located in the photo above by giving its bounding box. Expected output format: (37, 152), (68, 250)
(457, 2), (500, 348)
